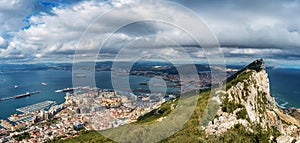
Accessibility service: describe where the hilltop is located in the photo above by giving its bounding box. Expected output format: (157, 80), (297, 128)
(56, 59), (300, 143)
(205, 59), (300, 142)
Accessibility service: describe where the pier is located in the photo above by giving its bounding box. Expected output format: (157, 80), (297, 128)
(16, 101), (57, 113)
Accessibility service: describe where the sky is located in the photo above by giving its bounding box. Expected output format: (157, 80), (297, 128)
(0, 0), (299, 68)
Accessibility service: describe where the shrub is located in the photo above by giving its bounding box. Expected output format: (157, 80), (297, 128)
(222, 97), (244, 113)
(12, 132), (31, 141)
(236, 108), (247, 119)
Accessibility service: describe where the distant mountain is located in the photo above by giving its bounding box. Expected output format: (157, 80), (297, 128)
(0, 61), (212, 74)
(0, 63), (72, 71)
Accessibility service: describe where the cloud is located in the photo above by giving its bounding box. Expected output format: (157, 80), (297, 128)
(0, 0), (207, 62)
(0, 0), (299, 65)
(0, 36), (6, 48)
(0, 1), (101, 61)
(175, 0), (300, 49)
(223, 47), (282, 55)
(0, 0), (34, 33)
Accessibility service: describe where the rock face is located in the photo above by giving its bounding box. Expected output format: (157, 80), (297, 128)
(285, 108), (300, 121)
(205, 59), (300, 142)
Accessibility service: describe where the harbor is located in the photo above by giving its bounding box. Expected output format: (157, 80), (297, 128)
(0, 100), (58, 131)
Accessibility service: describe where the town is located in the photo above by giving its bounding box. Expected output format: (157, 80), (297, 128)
(0, 87), (176, 142)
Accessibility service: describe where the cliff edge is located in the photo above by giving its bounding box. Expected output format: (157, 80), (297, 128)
(206, 59), (300, 143)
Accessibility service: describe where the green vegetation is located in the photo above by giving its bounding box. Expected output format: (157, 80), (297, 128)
(135, 99), (177, 124)
(270, 126), (281, 138)
(225, 59), (264, 90)
(38, 118), (60, 127)
(159, 90), (212, 143)
(13, 132), (31, 141)
(46, 135), (67, 143)
(58, 90), (279, 143)
(221, 96), (244, 113)
(226, 70), (253, 90)
(247, 59), (264, 72)
(49, 130), (115, 143)
(206, 124), (280, 143)
(200, 99), (220, 126)
(236, 108), (248, 120)
(256, 91), (267, 114)
(58, 90), (211, 143)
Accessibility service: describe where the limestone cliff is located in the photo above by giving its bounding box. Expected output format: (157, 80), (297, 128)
(205, 59), (300, 143)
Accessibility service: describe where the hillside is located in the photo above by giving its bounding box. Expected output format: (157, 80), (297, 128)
(56, 59), (300, 143)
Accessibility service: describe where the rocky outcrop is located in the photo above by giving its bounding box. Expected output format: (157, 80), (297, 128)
(285, 108), (300, 121)
(205, 59), (300, 142)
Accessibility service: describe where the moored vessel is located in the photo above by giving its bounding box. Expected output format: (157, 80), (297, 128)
(14, 92), (30, 99)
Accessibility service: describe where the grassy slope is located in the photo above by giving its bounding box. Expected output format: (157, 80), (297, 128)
(53, 90), (210, 143)
(56, 89), (276, 143)
(57, 87), (278, 143)
(48, 130), (114, 143)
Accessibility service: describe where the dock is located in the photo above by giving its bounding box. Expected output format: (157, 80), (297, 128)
(16, 101), (57, 113)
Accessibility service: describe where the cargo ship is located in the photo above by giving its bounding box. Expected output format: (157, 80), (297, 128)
(55, 88), (74, 93)
(14, 92), (30, 99)
(13, 91), (41, 99)
(75, 74), (86, 78)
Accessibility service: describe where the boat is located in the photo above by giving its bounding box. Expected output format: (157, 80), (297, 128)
(62, 88), (74, 92)
(55, 89), (63, 93)
(14, 92), (30, 99)
(14, 85), (18, 89)
(41, 82), (47, 86)
(55, 88), (74, 93)
(75, 74), (86, 78)
(31, 91), (41, 95)
(139, 83), (148, 85)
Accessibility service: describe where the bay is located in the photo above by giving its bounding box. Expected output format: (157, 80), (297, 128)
(267, 68), (300, 108)
(0, 68), (299, 120)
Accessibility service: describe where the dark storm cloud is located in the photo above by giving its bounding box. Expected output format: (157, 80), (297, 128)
(173, 0), (300, 47)
(170, 0), (300, 64)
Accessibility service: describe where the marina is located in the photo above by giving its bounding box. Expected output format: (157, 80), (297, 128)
(16, 101), (57, 113)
